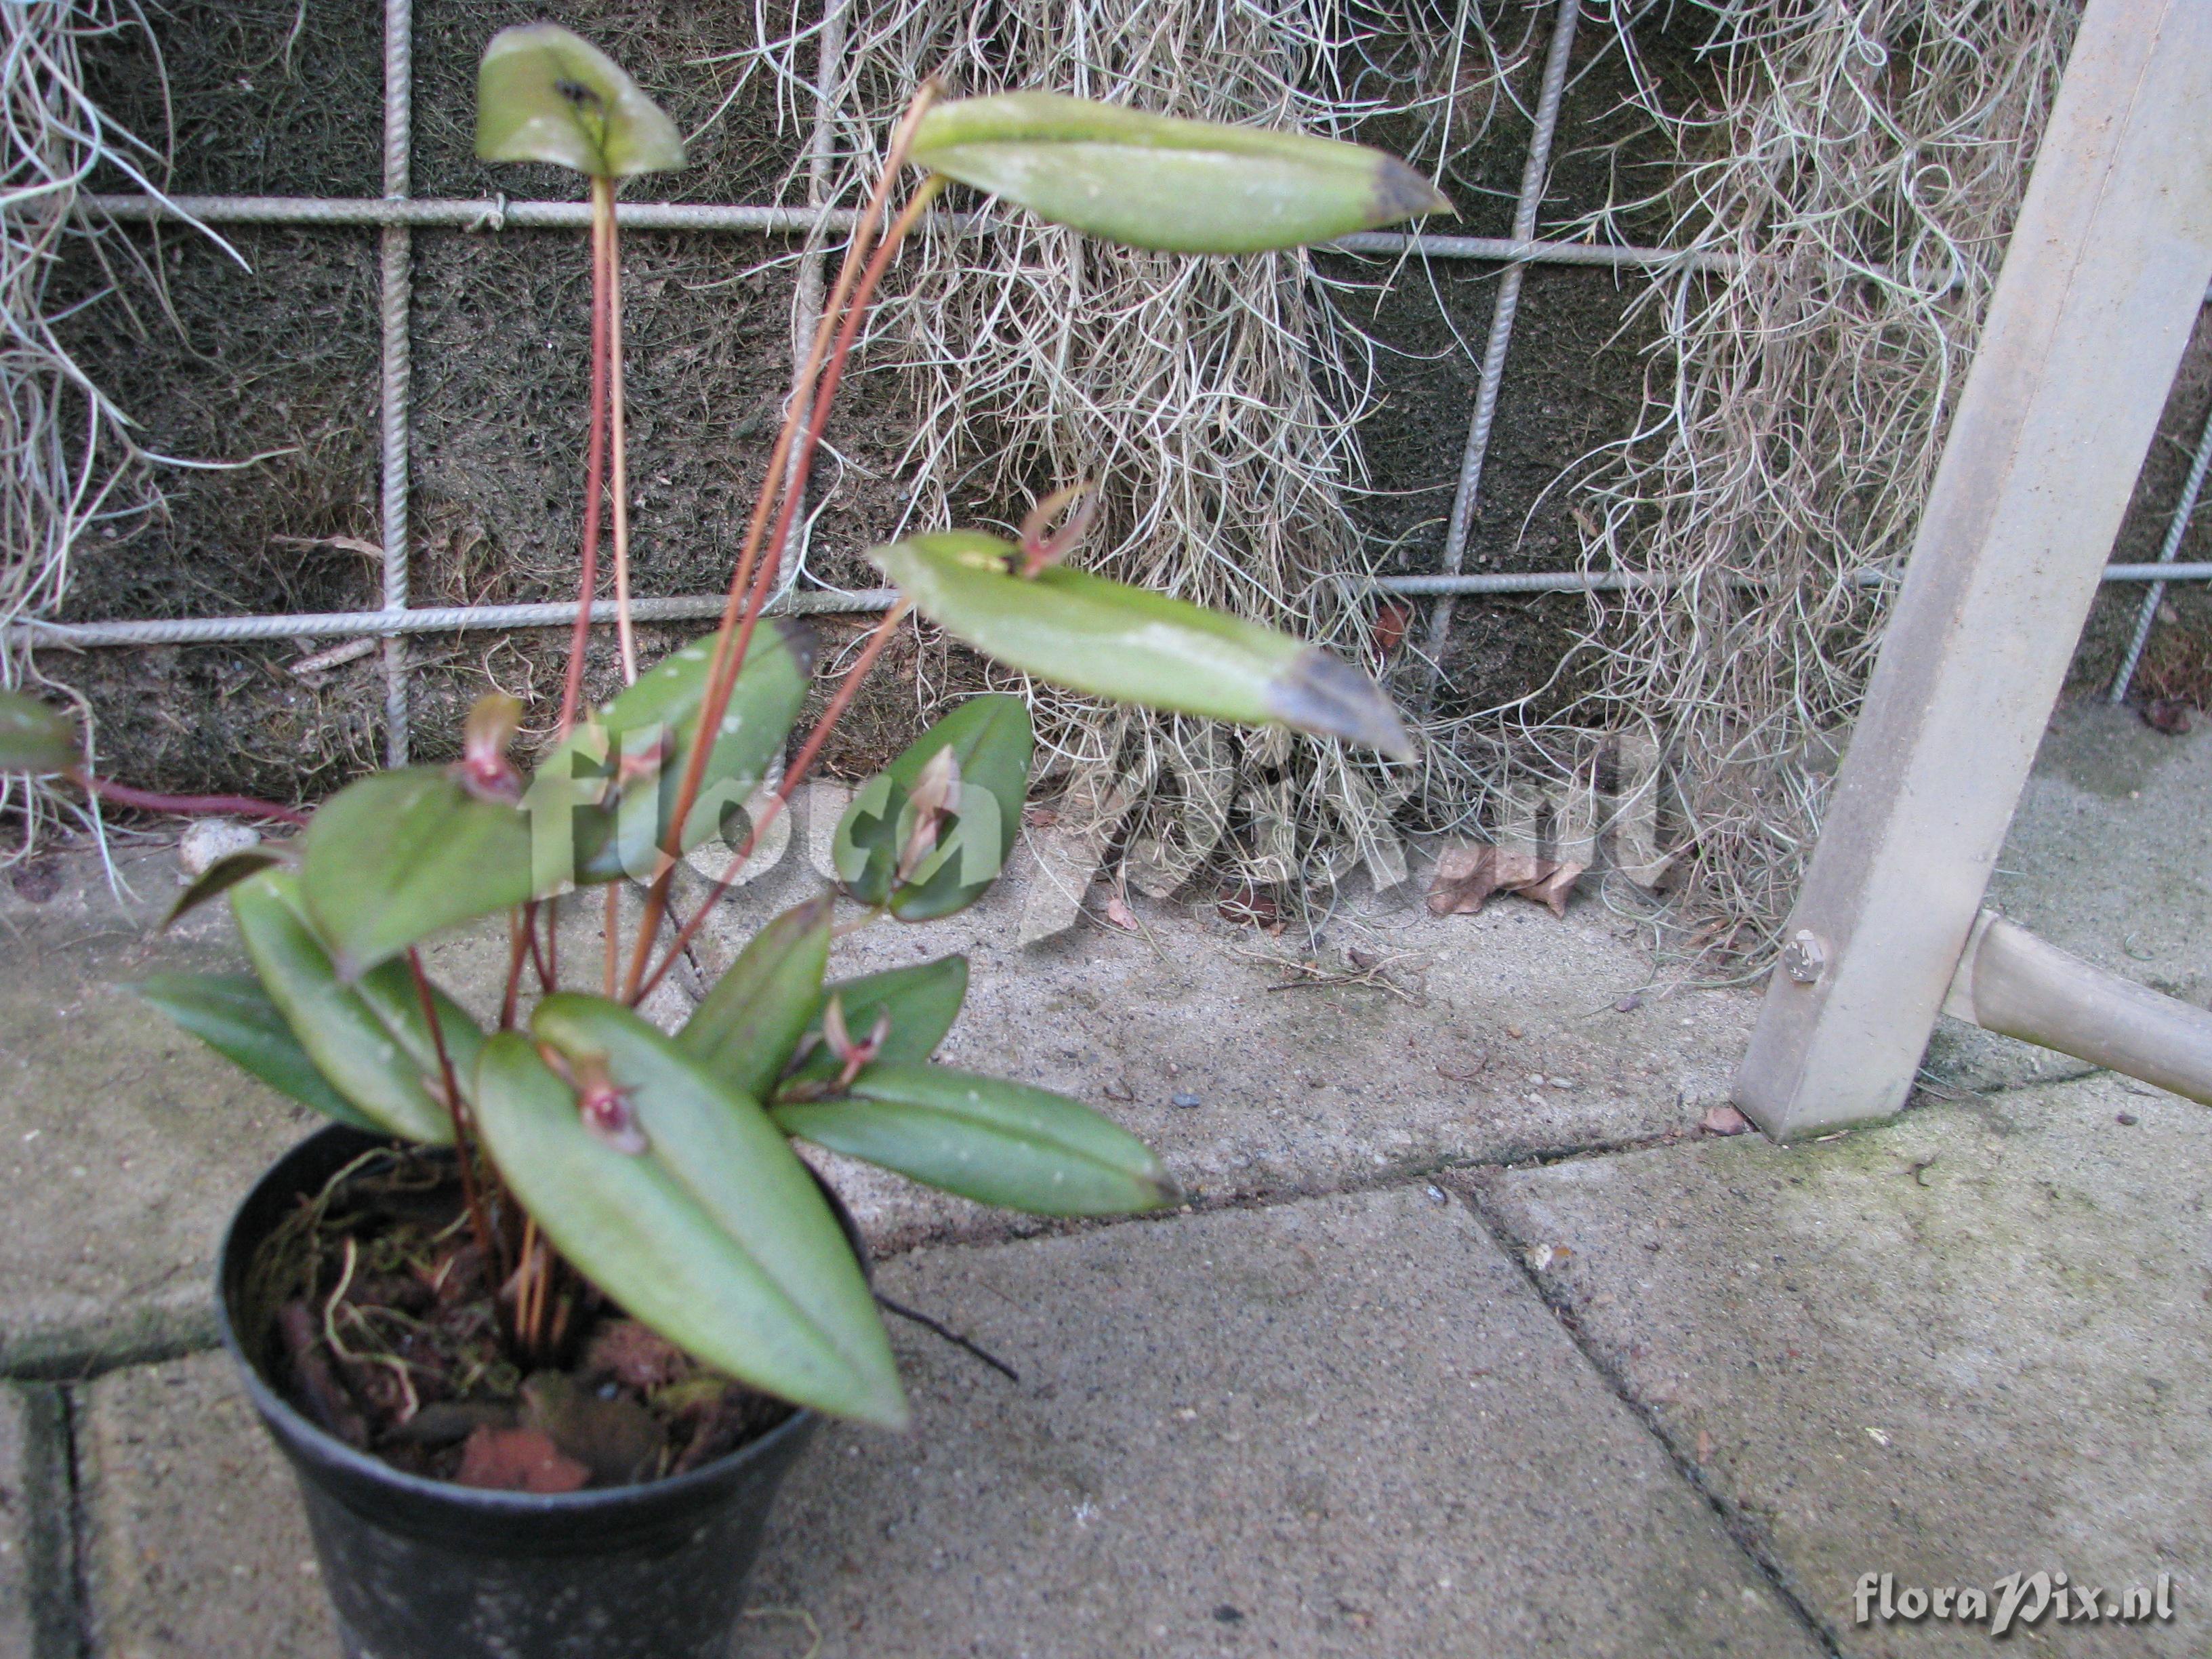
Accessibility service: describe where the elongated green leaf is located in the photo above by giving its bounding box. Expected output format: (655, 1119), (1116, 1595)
(872, 532), (1412, 758)
(476, 24), (685, 179)
(518, 996), (905, 1427)
(163, 845), (285, 930)
(135, 972), (382, 1132)
(911, 92), (1449, 255)
(834, 695), (1031, 919)
(676, 894), (833, 1101)
(775, 1061), (1176, 1216)
(782, 956), (970, 1088)
(296, 768), (534, 978)
(535, 623), (815, 886)
(0, 691), (77, 775)
(230, 871), (480, 1145)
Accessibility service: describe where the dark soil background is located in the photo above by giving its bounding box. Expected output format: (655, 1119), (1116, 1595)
(1323, 15), (1711, 726)
(35, 3), (2212, 807)
(2070, 304), (2212, 713)
(52, 0), (930, 798)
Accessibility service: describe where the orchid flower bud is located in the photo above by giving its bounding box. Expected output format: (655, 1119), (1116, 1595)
(1017, 480), (1097, 577)
(454, 693), (525, 804)
(820, 994), (892, 1090)
(571, 1052), (648, 1155)
(895, 746), (964, 885)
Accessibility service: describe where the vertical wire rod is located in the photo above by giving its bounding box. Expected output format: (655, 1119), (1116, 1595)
(2109, 394), (2212, 702)
(378, 0), (413, 763)
(778, 0), (849, 597)
(1418, 0), (1582, 710)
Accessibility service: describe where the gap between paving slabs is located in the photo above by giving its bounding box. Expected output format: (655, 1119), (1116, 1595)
(0, 1381), (83, 1659)
(1456, 1069), (2212, 1658)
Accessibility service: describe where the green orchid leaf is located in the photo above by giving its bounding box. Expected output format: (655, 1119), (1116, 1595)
(476, 23), (685, 180)
(163, 845), (287, 930)
(676, 894), (834, 1103)
(229, 872), (480, 1145)
(135, 972), (382, 1133)
(296, 768), (535, 979)
(535, 623), (815, 888)
(775, 1061), (1177, 1216)
(0, 691), (77, 775)
(871, 532), (1412, 758)
(833, 694), (1031, 920)
(782, 956), (970, 1088)
(910, 92), (1450, 255)
(509, 996), (906, 1427)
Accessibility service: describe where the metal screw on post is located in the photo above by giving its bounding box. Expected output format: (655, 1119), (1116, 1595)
(1780, 930), (1826, 985)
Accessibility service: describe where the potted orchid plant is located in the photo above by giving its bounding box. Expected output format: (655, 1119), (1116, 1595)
(0, 24), (1437, 1659)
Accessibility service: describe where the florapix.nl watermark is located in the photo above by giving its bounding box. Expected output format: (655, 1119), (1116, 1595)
(1853, 1570), (2175, 1635)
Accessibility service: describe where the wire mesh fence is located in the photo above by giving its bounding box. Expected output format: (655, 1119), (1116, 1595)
(5, 0), (2205, 941)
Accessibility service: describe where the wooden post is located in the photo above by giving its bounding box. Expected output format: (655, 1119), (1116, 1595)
(1733, 0), (2212, 1137)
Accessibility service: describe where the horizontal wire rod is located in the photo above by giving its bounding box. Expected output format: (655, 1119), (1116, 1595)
(1380, 565), (2212, 593)
(70, 191), (1717, 270)
(15, 567), (2205, 651)
(12, 589), (903, 649)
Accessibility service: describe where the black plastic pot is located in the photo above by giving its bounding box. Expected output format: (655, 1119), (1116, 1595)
(218, 1124), (839, 1659)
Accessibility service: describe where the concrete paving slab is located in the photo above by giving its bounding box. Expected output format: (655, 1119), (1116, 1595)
(1, 1386), (30, 1659)
(0, 857), (317, 1376)
(733, 1184), (1816, 1658)
(1926, 701), (2211, 1093)
(1464, 1072), (2212, 1656)
(719, 830), (1756, 1250)
(68, 1188), (1815, 1658)
(77, 1351), (334, 1659)
(1, 830), (1751, 1366)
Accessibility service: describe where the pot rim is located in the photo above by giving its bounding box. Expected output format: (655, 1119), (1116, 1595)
(216, 1124), (824, 1518)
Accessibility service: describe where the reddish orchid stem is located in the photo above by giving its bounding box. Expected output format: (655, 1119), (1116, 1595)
(621, 91), (943, 1001)
(602, 177), (638, 687)
(516, 1214), (546, 1355)
(540, 895), (559, 989)
(633, 598), (912, 1003)
(602, 880), (621, 998)
(622, 182), (942, 1002)
(406, 948), (503, 1279)
(554, 186), (616, 739)
(499, 909), (531, 1030)
(79, 773), (310, 827)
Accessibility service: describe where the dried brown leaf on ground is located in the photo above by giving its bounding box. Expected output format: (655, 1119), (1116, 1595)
(2144, 697), (2195, 736)
(1102, 894), (1139, 930)
(1425, 842), (1584, 918)
(1216, 881), (1281, 930)
(1519, 862), (1584, 919)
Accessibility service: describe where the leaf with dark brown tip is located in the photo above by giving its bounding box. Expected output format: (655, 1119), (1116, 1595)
(911, 93), (1450, 254)
(870, 532), (1412, 758)
(475, 24), (684, 180)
